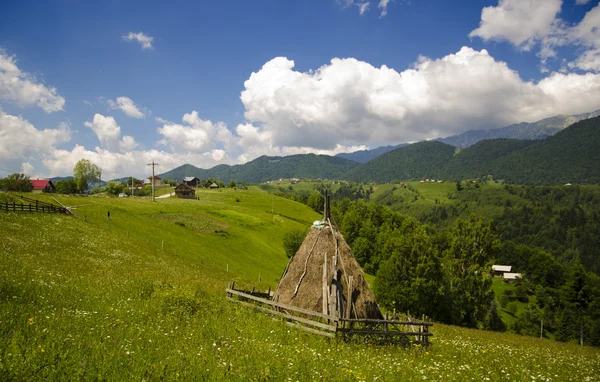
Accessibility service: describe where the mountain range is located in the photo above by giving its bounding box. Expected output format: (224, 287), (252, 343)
(336, 110), (600, 163)
(344, 116), (600, 185)
(158, 114), (600, 186)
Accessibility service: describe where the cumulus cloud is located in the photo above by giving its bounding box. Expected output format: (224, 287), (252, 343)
(471, 1), (600, 73)
(0, 112), (71, 177)
(108, 96), (146, 118)
(240, 48), (600, 147)
(21, 162), (34, 176)
(0, 112), (71, 160)
(469, 0), (562, 50)
(0, 50), (65, 112)
(123, 32), (154, 50)
(568, 4), (600, 72)
(157, 111), (236, 153)
(84, 113), (139, 152)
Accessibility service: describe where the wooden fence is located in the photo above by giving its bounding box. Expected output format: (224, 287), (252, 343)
(226, 283), (432, 346)
(0, 195), (67, 214)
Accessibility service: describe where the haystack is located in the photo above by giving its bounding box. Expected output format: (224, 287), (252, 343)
(273, 195), (382, 320)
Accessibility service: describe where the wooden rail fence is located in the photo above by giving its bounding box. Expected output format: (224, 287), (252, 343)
(226, 283), (432, 346)
(0, 195), (67, 214)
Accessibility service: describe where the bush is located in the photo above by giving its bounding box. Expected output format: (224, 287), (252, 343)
(283, 229), (307, 258)
(506, 302), (519, 316)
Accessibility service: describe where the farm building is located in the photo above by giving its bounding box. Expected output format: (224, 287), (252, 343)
(492, 265), (512, 276)
(31, 179), (55, 193)
(503, 273), (523, 283)
(144, 176), (161, 188)
(182, 176), (200, 187)
(209, 182), (219, 189)
(174, 183), (196, 199)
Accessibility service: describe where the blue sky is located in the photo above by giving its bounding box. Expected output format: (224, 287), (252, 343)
(1, 0), (599, 179)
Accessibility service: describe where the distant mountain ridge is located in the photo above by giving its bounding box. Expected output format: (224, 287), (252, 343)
(344, 115), (600, 185)
(336, 144), (408, 163)
(438, 110), (600, 148)
(337, 110), (600, 162)
(158, 154), (359, 183)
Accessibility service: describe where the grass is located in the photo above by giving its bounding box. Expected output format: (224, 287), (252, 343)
(1, 191), (600, 380)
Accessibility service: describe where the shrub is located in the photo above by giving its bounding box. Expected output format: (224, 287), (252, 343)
(283, 229), (307, 258)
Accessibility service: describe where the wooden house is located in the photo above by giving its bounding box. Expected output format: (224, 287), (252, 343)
(145, 176), (162, 188)
(31, 179), (55, 193)
(175, 183), (196, 199)
(182, 176), (200, 187)
(209, 182), (219, 189)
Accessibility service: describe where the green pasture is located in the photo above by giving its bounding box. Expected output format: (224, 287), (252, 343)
(1, 191), (599, 380)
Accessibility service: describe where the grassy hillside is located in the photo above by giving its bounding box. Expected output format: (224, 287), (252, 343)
(2, 192), (600, 380)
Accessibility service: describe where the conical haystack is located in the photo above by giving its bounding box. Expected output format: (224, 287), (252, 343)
(274, 199), (382, 320)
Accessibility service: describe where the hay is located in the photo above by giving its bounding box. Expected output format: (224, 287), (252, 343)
(274, 223), (382, 319)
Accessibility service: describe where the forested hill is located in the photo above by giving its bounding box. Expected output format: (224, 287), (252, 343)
(342, 115), (600, 185)
(158, 154), (359, 183)
(343, 141), (456, 182)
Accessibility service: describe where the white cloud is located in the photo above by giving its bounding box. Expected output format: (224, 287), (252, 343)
(21, 162), (34, 176)
(84, 113), (139, 153)
(0, 50), (65, 112)
(0, 112), (70, 160)
(119, 135), (139, 151)
(471, 1), (600, 73)
(108, 96), (146, 118)
(378, 0), (390, 17)
(0, 112), (70, 177)
(240, 48), (600, 147)
(568, 4), (600, 71)
(123, 32), (154, 50)
(157, 111), (236, 153)
(337, 0), (370, 16)
(85, 114), (122, 151)
(469, 0), (562, 50)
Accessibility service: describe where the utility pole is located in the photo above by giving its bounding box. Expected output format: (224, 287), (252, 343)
(147, 161), (159, 201)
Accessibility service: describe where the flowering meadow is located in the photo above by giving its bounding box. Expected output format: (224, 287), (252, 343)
(1, 191), (599, 380)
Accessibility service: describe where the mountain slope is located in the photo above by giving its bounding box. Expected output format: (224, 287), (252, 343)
(442, 139), (537, 180)
(488, 116), (600, 185)
(343, 141), (456, 182)
(159, 154), (359, 183)
(343, 115), (600, 185)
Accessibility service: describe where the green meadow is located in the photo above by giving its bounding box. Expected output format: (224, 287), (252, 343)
(1, 190), (599, 380)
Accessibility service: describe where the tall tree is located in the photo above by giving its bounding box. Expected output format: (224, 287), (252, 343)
(443, 215), (499, 327)
(73, 159), (101, 192)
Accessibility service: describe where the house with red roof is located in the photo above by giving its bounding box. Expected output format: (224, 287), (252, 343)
(31, 179), (56, 193)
